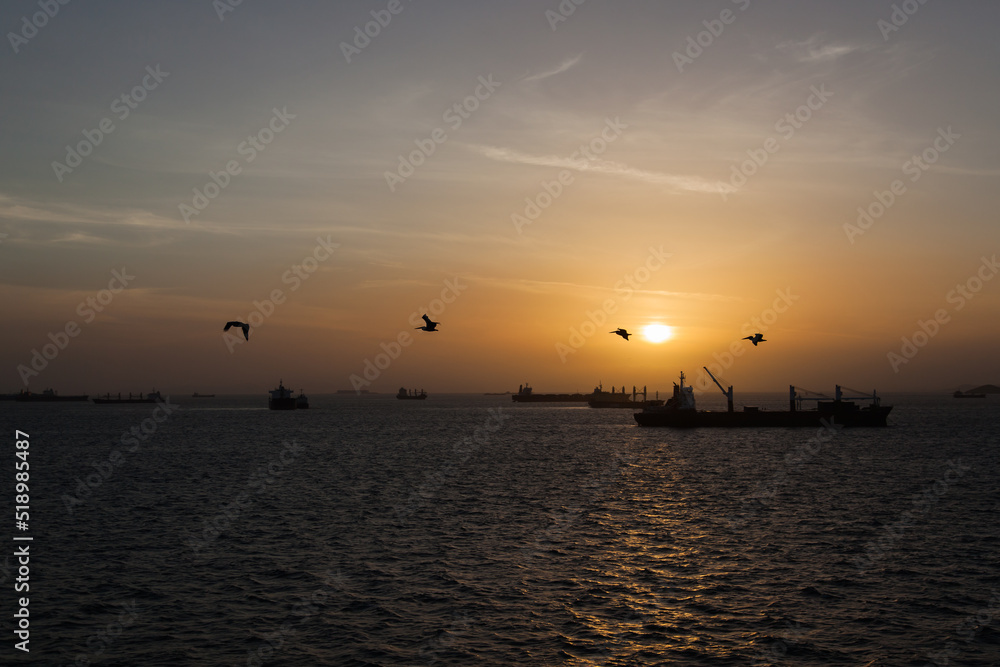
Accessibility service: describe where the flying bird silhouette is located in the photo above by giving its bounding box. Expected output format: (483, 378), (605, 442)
(224, 321), (250, 340)
(415, 314), (439, 332)
(611, 328), (631, 341)
(743, 333), (766, 346)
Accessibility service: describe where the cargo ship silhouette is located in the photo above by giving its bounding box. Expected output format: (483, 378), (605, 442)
(634, 370), (892, 428)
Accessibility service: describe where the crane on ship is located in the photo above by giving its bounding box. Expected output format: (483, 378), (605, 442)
(702, 366), (734, 413)
(788, 385), (881, 411)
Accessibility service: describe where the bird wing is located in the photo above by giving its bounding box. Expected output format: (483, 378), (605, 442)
(224, 321), (242, 331)
(422, 314), (433, 326)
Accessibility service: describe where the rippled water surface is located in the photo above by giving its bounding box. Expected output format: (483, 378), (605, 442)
(4, 393), (1000, 665)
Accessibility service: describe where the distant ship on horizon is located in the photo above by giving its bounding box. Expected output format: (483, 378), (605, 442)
(269, 380), (308, 410)
(396, 387), (427, 400)
(13, 388), (89, 402)
(93, 390), (163, 404)
(510, 383), (590, 403)
(588, 384), (663, 409)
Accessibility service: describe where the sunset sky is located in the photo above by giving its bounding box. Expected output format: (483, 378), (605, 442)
(3, 0), (998, 395)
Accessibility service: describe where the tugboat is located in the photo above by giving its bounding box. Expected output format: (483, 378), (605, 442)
(587, 384), (663, 409)
(93, 390), (163, 404)
(396, 387), (427, 400)
(268, 380), (298, 410)
(295, 389), (309, 409)
(634, 369), (892, 428)
(15, 388), (89, 402)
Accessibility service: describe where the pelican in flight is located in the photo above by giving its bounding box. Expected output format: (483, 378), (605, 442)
(224, 321), (250, 340)
(611, 328), (631, 341)
(743, 333), (766, 346)
(415, 314), (439, 332)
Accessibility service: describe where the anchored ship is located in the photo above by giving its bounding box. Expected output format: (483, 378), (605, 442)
(634, 369), (892, 428)
(268, 380), (301, 410)
(396, 387), (427, 400)
(511, 383), (590, 403)
(93, 391), (162, 404)
(14, 388), (89, 402)
(587, 384), (663, 409)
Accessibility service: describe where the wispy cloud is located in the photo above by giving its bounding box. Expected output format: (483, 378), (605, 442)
(473, 146), (734, 194)
(473, 275), (740, 302)
(523, 54), (584, 82)
(779, 36), (861, 63)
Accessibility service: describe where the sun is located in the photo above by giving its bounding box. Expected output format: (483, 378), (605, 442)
(643, 324), (673, 343)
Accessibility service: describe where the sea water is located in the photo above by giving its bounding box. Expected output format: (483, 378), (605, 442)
(3, 393), (999, 665)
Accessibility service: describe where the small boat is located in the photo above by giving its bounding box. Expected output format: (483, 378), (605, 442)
(396, 387), (427, 400)
(15, 388), (89, 402)
(93, 391), (163, 404)
(191, 392), (215, 398)
(268, 380), (297, 410)
(296, 390), (309, 409)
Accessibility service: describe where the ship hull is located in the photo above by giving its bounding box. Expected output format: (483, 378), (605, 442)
(634, 406), (892, 428)
(268, 398), (297, 410)
(588, 399), (664, 409)
(17, 395), (89, 402)
(512, 393), (590, 402)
